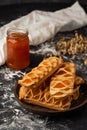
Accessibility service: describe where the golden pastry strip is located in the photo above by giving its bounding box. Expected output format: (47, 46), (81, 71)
(19, 81), (81, 111)
(18, 57), (84, 111)
(18, 57), (63, 88)
(50, 62), (76, 98)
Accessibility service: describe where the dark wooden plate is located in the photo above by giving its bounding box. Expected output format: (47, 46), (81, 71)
(14, 82), (87, 116)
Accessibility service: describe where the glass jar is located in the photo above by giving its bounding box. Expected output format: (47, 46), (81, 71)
(6, 28), (30, 70)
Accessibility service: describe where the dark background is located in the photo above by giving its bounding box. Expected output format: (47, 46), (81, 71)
(0, 0), (86, 6)
(0, 0), (87, 27)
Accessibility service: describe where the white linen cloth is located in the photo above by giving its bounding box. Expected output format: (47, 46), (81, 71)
(0, 1), (87, 66)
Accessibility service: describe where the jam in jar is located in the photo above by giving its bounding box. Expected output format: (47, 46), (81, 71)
(6, 28), (30, 70)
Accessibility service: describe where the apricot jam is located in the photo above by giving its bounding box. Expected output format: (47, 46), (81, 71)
(6, 28), (30, 70)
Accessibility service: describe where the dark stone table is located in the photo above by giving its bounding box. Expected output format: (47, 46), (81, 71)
(0, 3), (87, 130)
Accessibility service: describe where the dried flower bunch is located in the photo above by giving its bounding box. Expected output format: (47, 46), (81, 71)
(56, 32), (87, 56)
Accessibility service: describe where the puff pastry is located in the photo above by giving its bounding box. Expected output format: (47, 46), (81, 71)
(19, 76), (83, 111)
(50, 62), (76, 99)
(18, 57), (84, 111)
(18, 57), (63, 88)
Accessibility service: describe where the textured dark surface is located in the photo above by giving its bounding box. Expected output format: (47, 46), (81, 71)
(0, 3), (87, 130)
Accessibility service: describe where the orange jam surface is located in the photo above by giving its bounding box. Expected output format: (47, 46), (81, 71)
(6, 32), (30, 70)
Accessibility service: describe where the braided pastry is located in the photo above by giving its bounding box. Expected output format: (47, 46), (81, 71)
(50, 62), (76, 99)
(19, 84), (73, 111)
(19, 76), (82, 111)
(18, 58), (84, 111)
(18, 57), (63, 88)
